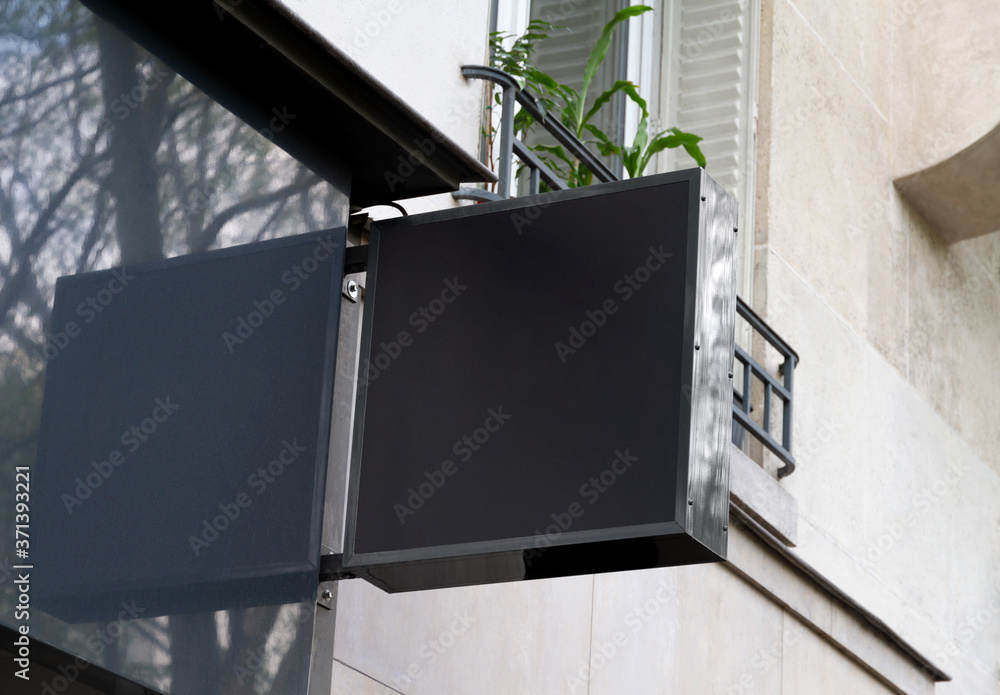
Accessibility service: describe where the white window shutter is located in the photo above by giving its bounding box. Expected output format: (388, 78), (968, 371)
(659, 0), (759, 298)
(528, 0), (628, 107)
(526, 0), (629, 175)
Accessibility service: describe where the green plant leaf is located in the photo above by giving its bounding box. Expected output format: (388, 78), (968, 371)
(622, 131), (644, 178)
(683, 142), (707, 168)
(532, 143), (575, 168)
(632, 113), (649, 159)
(526, 68), (559, 91)
(667, 128), (707, 167)
(579, 5), (652, 130)
(486, 5), (704, 183)
(512, 109), (535, 135)
(583, 123), (622, 159)
(643, 133), (684, 152)
(667, 126), (702, 143)
(561, 99), (579, 130)
(637, 129), (707, 170)
(581, 79), (646, 129)
(635, 132), (674, 175)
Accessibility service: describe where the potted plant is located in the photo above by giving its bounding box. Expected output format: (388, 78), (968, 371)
(487, 5), (706, 191)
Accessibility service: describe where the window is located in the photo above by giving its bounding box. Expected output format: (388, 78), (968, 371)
(492, 0), (759, 301)
(0, 1), (345, 693)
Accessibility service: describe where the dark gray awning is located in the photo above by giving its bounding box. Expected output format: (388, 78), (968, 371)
(81, 0), (495, 207)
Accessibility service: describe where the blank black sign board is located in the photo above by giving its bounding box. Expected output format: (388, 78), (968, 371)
(344, 170), (737, 592)
(33, 229), (345, 621)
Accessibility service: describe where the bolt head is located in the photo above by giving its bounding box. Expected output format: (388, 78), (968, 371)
(343, 280), (359, 302)
(321, 589), (333, 601)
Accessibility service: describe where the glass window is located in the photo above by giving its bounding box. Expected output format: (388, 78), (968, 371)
(493, 0), (758, 301)
(0, 1), (345, 692)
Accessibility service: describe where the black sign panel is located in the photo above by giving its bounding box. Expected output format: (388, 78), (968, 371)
(344, 170), (737, 592)
(33, 229), (346, 621)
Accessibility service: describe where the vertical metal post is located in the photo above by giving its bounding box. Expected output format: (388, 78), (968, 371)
(497, 85), (515, 198)
(529, 166), (540, 195)
(781, 356), (795, 454)
(763, 382), (772, 434)
(742, 362), (752, 416)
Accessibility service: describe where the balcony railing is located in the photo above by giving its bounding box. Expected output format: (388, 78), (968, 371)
(734, 297), (799, 477)
(459, 65), (799, 477)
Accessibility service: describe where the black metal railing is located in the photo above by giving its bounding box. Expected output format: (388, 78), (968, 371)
(460, 65), (799, 477)
(454, 65), (615, 202)
(734, 297), (799, 478)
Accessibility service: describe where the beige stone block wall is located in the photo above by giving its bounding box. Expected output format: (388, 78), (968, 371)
(279, 1), (1000, 692)
(781, 615), (896, 695)
(759, 0), (900, 369)
(757, 0), (1000, 452)
(756, 246), (1000, 691)
(890, 0), (1000, 177)
(587, 565), (787, 695)
(906, 203), (1000, 473)
(781, 0), (891, 117)
(329, 558), (918, 694)
(333, 574), (596, 694)
(755, 0), (1000, 692)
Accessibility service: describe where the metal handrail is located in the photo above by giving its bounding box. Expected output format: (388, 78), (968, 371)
(460, 65), (799, 478)
(457, 65), (615, 200)
(734, 297), (798, 478)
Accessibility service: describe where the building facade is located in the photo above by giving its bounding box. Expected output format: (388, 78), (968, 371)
(294, 1), (1000, 693)
(0, 1), (998, 694)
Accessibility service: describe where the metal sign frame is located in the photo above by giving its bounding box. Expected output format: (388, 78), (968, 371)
(343, 169), (737, 592)
(33, 229), (346, 621)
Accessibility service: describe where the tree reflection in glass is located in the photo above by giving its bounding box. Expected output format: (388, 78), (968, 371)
(0, 1), (338, 691)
